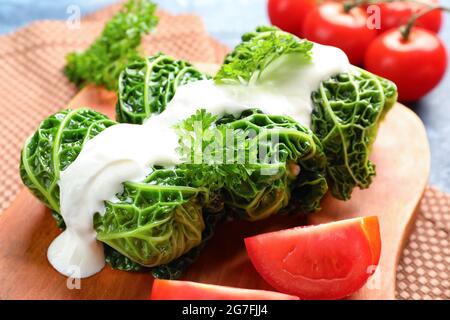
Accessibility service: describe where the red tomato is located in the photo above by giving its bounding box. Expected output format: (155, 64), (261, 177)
(149, 279), (299, 300)
(245, 216), (381, 300)
(364, 27), (447, 101)
(302, 2), (377, 65)
(268, 0), (317, 37)
(378, 0), (442, 34)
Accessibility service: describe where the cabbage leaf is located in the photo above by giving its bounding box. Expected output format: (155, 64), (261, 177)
(311, 68), (397, 200)
(94, 171), (207, 267)
(20, 109), (115, 227)
(116, 53), (209, 124)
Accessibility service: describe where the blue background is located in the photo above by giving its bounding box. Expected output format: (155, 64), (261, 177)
(1, 0), (449, 192)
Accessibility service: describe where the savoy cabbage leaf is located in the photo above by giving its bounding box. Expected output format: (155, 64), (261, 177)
(107, 208), (225, 276)
(116, 53), (209, 124)
(311, 67), (397, 200)
(20, 109), (115, 222)
(94, 177), (206, 267)
(151, 210), (225, 279)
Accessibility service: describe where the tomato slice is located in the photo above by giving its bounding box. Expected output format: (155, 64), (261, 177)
(245, 216), (381, 300)
(149, 279), (299, 300)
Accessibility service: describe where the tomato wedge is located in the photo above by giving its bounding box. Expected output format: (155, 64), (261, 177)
(245, 216), (381, 300)
(149, 279), (299, 300)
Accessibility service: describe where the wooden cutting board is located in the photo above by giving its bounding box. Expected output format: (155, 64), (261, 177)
(0, 77), (430, 300)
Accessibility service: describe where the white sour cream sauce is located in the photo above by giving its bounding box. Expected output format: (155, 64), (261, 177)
(48, 43), (350, 278)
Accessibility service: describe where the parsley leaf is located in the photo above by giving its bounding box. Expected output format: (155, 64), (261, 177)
(215, 26), (313, 85)
(64, 0), (159, 90)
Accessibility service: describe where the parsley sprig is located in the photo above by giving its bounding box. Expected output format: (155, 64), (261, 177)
(64, 0), (159, 90)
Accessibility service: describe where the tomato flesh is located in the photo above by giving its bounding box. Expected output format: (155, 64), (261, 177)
(245, 216), (381, 300)
(361, 215), (381, 266)
(150, 279), (299, 300)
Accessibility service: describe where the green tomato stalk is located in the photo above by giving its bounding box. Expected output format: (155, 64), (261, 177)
(400, 4), (449, 40)
(344, 0), (436, 10)
(342, 0), (449, 40)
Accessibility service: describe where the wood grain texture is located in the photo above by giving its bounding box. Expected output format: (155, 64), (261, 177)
(0, 84), (429, 300)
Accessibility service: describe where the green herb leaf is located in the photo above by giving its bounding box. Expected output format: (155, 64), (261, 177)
(175, 109), (329, 220)
(64, 0), (159, 90)
(215, 26), (313, 85)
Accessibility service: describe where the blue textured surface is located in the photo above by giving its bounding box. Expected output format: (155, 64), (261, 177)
(1, 0), (449, 191)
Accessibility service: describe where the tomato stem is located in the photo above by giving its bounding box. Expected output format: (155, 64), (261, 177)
(343, 0), (366, 13)
(343, 0), (445, 13)
(342, 0), (449, 40)
(400, 4), (449, 40)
